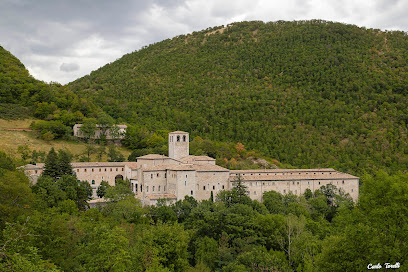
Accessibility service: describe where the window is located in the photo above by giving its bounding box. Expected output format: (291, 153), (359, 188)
(153, 186), (155, 191)
(164, 186), (166, 191)
(110, 168), (112, 172)
(183, 135), (186, 142)
(297, 182), (299, 185)
(122, 168), (124, 171)
(116, 168), (118, 171)
(147, 186), (149, 192)
(157, 173), (159, 177)
(158, 185), (161, 191)
(352, 189), (354, 192)
(99, 169), (101, 172)
(213, 185), (215, 190)
(77, 169), (79, 172)
(203, 186), (206, 190)
(92, 168), (94, 172)
(342, 180), (345, 184)
(177, 135), (180, 142)
(254, 191), (256, 195)
(186, 175), (187, 178)
(185, 181), (186, 186)
(92, 180), (95, 185)
(283, 189), (286, 193)
(319, 182), (321, 185)
(151, 174), (153, 179)
(222, 185), (225, 189)
(84, 169), (87, 172)
(292, 181), (295, 185)
(191, 190), (193, 195)
(165, 173), (167, 178)
(308, 181), (310, 185)
(35, 170), (38, 174)
(141, 185), (143, 192)
(105, 168), (107, 172)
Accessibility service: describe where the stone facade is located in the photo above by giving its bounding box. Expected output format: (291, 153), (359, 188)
(24, 131), (359, 205)
(73, 124), (127, 140)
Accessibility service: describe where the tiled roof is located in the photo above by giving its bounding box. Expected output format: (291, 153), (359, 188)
(137, 154), (169, 159)
(169, 131), (188, 134)
(147, 194), (177, 200)
(179, 155), (216, 162)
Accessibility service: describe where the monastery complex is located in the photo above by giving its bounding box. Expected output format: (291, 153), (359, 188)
(25, 131), (359, 205)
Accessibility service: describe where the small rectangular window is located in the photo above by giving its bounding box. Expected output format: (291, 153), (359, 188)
(222, 185), (225, 189)
(191, 190), (193, 195)
(213, 186), (215, 190)
(153, 186), (155, 191)
(203, 186), (206, 190)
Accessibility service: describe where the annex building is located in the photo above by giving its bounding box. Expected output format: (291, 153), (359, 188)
(25, 131), (359, 205)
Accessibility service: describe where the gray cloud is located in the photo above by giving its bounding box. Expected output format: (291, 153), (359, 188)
(0, 0), (407, 84)
(60, 62), (80, 72)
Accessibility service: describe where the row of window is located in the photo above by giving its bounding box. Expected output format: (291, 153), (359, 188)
(248, 187), (354, 195)
(245, 180), (346, 186)
(145, 185), (166, 192)
(235, 172), (335, 176)
(169, 135), (187, 142)
(150, 173), (186, 179)
(77, 167), (124, 173)
(202, 185), (225, 191)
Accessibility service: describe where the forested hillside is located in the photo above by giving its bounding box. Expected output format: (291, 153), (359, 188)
(69, 20), (408, 175)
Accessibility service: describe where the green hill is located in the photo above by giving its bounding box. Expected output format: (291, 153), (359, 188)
(67, 20), (408, 175)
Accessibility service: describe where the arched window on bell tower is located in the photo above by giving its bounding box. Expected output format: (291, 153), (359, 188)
(169, 131), (189, 160)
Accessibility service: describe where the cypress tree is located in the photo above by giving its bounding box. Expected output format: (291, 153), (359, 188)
(58, 150), (74, 177)
(42, 147), (59, 179)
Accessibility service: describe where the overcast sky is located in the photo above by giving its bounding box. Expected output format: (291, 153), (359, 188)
(1, 0), (407, 85)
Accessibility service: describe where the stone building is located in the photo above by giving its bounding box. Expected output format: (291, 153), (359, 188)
(73, 124), (127, 140)
(24, 131), (359, 205)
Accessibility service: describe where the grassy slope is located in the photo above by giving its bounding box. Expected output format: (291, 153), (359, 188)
(0, 119), (131, 161)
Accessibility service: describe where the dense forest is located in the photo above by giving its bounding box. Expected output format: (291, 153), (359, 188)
(1, 20), (408, 271)
(1, 150), (407, 271)
(67, 20), (408, 176)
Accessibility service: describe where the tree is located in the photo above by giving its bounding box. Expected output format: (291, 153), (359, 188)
(42, 148), (59, 179)
(57, 150), (73, 177)
(107, 144), (125, 162)
(79, 118), (97, 141)
(97, 113), (115, 141)
(105, 179), (133, 202)
(97, 181), (110, 198)
(17, 145), (31, 162)
(216, 174), (251, 207)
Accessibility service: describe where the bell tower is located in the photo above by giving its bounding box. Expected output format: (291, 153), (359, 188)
(169, 131), (189, 160)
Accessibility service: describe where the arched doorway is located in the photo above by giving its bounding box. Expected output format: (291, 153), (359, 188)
(114, 175), (124, 185)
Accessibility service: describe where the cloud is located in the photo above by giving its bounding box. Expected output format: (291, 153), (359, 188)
(60, 62), (80, 72)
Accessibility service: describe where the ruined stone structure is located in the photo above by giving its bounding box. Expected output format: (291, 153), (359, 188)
(24, 131), (359, 205)
(73, 124), (127, 140)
